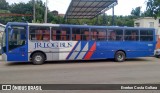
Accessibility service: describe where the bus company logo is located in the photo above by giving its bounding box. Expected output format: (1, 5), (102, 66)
(34, 42), (73, 49)
(2, 85), (11, 90)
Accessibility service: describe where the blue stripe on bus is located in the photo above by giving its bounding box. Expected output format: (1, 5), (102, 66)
(66, 41), (80, 60)
(74, 41), (87, 59)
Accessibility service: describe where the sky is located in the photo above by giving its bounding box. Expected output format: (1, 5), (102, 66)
(6, 0), (147, 16)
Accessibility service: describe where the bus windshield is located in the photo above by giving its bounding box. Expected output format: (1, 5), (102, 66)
(8, 26), (26, 51)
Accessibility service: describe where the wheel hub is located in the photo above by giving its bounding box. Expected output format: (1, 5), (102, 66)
(118, 54), (123, 60)
(35, 55), (42, 62)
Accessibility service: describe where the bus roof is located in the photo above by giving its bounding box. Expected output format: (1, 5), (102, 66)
(7, 22), (155, 30)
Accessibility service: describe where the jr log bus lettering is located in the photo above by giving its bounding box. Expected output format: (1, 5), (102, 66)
(34, 42), (72, 49)
(1, 22), (156, 65)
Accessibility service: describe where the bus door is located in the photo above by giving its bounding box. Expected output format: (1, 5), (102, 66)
(7, 25), (28, 61)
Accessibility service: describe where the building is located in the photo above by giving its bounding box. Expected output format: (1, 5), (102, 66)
(0, 23), (5, 41)
(134, 17), (160, 49)
(58, 14), (65, 17)
(134, 17), (160, 36)
(0, 23), (5, 53)
(51, 10), (59, 16)
(0, 23), (5, 39)
(0, 24), (5, 32)
(50, 10), (65, 17)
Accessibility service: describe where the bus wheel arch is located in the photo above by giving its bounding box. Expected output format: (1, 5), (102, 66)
(30, 51), (46, 65)
(114, 50), (126, 62)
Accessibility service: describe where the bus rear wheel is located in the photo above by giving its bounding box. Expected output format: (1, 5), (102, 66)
(115, 51), (125, 62)
(32, 52), (45, 65)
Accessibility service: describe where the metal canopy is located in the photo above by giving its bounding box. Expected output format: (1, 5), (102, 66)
(64, 0), (117, 19)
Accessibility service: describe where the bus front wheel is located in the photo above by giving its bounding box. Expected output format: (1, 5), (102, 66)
(32, 52), (45, 65)
(114, 51), (125, 62)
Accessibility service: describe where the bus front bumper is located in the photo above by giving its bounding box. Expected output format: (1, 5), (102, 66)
(155, 49), (160, 58)
(2, 53), (7, 61)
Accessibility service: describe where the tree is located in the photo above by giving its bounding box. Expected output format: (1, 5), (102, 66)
(9, 2), (33, 22)
(0, 0), (11, 24)
(141, 10), (153, 17)
(66, 15), (134, 27)
(9, 0), (47, 23)
(146, 0), (160, 18)
(131, 7), (141, 17)
(0, 0), (9, 10)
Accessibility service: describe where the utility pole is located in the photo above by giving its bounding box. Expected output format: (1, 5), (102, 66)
(33, 0), (36, 22)
(44, 0), (48, 23)
(112, 6), (115, 26)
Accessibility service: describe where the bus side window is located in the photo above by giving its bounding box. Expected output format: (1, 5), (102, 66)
(29, 28), (36, 40)
(140, 30), (153, 41)
(52, 30), (57, 40)
(61, 27), (70, 41)
(52, 27), (71, 41)
(51, 27), (60, 41)
(36, 30), (43, 40)
(108, 29), (123, 41)
(43, 30), (50, 40)
(81, 28), (89, 40)
(61, 30), (66, 40)
(76, 34), (81, 40)
(91, 28), (106, 41)
(91, 30), (98, 40)
(84, 31), (90, 40)
(72, 28), (81, 41)
(125, 29), (139, 41)
(98, 29), (107, 40)
(29, 26), (50, 41)
(109, 31), (116, 41)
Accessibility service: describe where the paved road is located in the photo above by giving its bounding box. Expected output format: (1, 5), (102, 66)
(0, 56), (1, 60)
(0, 57), (160, 93)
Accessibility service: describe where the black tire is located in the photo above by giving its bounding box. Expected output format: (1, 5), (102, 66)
(32, 52), (45, 65)
(114, 51), (125, 62)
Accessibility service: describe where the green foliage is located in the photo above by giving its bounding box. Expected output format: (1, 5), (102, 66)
(34, 0), (46, 23)
(0, 0), (11, 24)
(67, 15), (134, 27)
(131, 7), (141, 17)
(0, 9), (10, 13)
(0, 9), (12, 24)
(146, 0), (160, 18)
(9, 2), (33, 22)
(0, 0), (9, 10)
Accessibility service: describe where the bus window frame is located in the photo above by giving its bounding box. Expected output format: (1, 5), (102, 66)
(140, 29), (154, 42)
(124, 29), (140, 41)
(72, 27), (90, 41)
(91, 28), (107, 41)
(29, 26), (50, 41)
(107, 28), (124, 41)
(51, 26), (71, 41)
